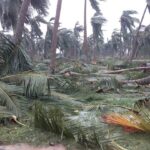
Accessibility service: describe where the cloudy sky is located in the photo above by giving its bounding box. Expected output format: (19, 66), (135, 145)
(48, 0), (150, 41)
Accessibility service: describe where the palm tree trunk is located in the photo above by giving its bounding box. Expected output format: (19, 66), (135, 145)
(14, 0), (31, 45)
(50, 0), (62, 73)
(92, 36), (96, 62)
(10, 0), (32, 74)
(83, 0), (89, 62)
(130, 5), (148, 61)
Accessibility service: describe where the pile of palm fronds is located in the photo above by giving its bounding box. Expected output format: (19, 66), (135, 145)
(34, 103), (74, 139)
(34, 102), (119, 149)
(95, 77), (122, 93)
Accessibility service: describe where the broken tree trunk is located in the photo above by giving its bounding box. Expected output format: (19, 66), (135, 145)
(106, 66), (150, 74)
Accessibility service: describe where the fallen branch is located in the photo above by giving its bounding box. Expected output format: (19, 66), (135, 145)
(105, 66), (150, 74)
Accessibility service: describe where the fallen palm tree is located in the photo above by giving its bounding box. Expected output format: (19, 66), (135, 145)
(122, 75), (150, 85)
(105, 66), (150, 74)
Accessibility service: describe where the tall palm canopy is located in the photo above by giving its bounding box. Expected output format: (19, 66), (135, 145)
(120, 10), (139, 35)
(91, 12), (106, 41)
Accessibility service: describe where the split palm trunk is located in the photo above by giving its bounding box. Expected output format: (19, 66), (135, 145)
(50, 0), (62, 73)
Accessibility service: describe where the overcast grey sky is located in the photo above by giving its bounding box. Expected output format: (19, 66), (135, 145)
(48, 0), (150, 41)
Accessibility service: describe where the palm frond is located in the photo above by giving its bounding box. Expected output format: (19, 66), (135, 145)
(103, 111), (150, 132)
(34, 103), (74, 138)
(74, 22), (84, 39)
(58, 28), (81, 58)
(96, 77), (121, 91)
(123, 10), (138, 15)
(31, 0), (49, 16)
(121, 10), (139, 35)
(53, 76), (80, 94)
(29, 17), (43, 38)
(1, 72), (50, 98)
(91, 12), (106, 40)
(0, 0), (21, 31)
(0, 81), (23, 94)
(89, 0), (101, 12)
(23, 73), (49, 98)
(0, 86), (19, 116)
(0, 32), (32, 76)
(34, 15), (48, 24)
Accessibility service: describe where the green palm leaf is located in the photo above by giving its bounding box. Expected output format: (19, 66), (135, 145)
(0, 86), (19, 116)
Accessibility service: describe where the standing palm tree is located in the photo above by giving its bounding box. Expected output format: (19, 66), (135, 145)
(83, 0), (104, 61)
(111, 29), (123, 57)
(120, 10), (139, 56)
(83, 0), (88, 61)
(50, 0), (62, 73)
(91, 12), (106, 61)
(44, 19), (54, 59)
(58, 28), (81, 59)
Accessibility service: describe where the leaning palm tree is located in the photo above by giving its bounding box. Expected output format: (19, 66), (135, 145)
(14, 0), (49, 44)
(0, 0), (49, 74)
(0, 0), (49, 44)
(130, 1), (149, 60)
